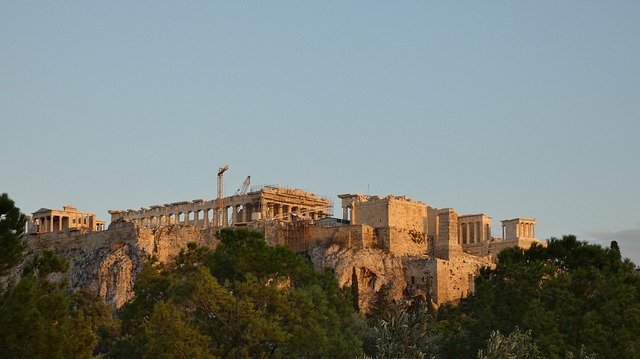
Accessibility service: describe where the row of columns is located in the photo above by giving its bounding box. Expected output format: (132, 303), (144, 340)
(458, 222), (490, 244)
(264, 202), (323, 221)
(501, 221), (535, 239)
(130, 202), (257, 229)
(132, 208), (216, 229)
(515, 222), (535, 238)
(342, 205), (355, 223)
(33, 214), (105, 233)
(126, 201), (326, 230)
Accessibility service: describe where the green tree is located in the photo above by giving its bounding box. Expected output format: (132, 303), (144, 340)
(0, 253), (98, 358)
(439, 235), (640, 358)
(611, 240), (621, 254)
(477, 327), (542, 359)
(115, 228), (363, 358)
(0, 193), (27, 275)
(364, 301), (439, 359)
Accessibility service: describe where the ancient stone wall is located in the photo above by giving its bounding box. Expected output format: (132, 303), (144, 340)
(24, 222), (219, 308)
(463, 237), (546, 259)
(257, 220), (377, 253)
(339, 195), (428, 256)
(403, 257), (436, 301)
(432, 254), (494, 305)
(435, 208), (462, 260)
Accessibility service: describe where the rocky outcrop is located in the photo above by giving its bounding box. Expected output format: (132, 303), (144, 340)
(21, 222), (219, 308)
(308, 243), (407, 313)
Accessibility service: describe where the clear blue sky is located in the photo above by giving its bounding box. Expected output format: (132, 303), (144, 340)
(2, 2), (639, 261)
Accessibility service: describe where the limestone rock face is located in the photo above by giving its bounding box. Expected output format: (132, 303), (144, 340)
(23, 222), (219, 308)
(308, 244), (407, 313)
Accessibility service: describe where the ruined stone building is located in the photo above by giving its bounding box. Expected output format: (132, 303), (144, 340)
(108, 186), (332, 229)
(27, 183), (543, 311)
(29, 205), (106, 233)
(320, 194), (543, 307)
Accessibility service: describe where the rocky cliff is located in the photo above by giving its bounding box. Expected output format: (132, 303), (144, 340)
(308, 243), (407, 313)
(8, 224), (434, 313)
(13, 222), (219, 308)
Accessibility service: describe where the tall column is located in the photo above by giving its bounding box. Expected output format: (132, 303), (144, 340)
(466, 223), (470, 244)
(260, 200), (267, 220)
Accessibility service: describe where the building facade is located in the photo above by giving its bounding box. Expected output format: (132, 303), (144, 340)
(30, 205), (105, 233)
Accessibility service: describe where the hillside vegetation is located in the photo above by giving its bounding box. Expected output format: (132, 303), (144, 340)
(2, 193), (639, 358)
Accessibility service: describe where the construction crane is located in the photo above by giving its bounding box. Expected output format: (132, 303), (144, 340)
(216, 164), (229, 227)
(234, 176), (251, 196)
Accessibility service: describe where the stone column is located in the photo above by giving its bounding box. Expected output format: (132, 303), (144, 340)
(466, 223), (470, 244)
(260, 200), (267, 220)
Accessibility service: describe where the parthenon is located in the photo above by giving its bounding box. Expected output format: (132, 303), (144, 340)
(108, 186), (332, 228)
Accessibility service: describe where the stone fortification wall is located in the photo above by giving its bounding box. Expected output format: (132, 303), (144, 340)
(435, 209), (462, 259)
(403, 257), (436, 300)
(462, 237), (546, 259)
(258, 220), (376, 252)
(23, 222), (219, 308)
(402, 253), (494, 306)
(344, 195), (428, 256)
(432, 254), (494, 305)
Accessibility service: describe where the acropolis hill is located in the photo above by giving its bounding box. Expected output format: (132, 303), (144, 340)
(22, 179), (543, 312)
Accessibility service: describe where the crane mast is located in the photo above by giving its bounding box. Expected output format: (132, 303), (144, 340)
(235, 176), (251, 196)
(216, 164), (229, 227)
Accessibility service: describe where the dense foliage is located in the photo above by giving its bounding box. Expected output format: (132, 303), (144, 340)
(113, 228), (363, 358)
(0, 193), (27, 275)
(0, 251), (117, 358)
(440, 235), (640, 358)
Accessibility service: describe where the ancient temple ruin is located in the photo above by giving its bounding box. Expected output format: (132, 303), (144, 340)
(28, 175), (544, 309)
(29, 205), (106, 233)
(108, 186), (332, 229)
